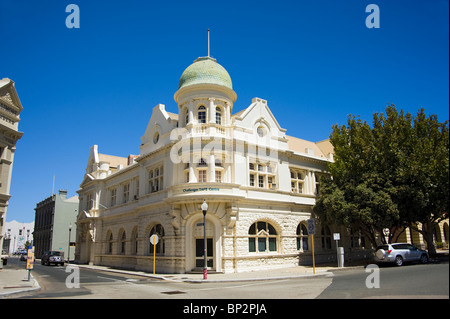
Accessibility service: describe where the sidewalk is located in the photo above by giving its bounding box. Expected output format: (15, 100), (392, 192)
(0, 267), (40, 298)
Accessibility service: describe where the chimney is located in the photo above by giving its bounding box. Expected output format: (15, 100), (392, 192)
(59, 189), (68, 199)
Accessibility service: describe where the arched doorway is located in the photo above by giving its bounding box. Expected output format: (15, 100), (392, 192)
(185, 213), (222, 273)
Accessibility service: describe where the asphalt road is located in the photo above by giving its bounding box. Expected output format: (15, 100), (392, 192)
(317, 262), (449, 299)
(7, 257), (449, 300)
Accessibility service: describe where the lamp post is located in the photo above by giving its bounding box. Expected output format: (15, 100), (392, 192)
(68, 224), (72, 264)
(201, 200), (208, 280)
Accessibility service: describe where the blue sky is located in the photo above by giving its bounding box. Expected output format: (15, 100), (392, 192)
(1, 0), (448, 223)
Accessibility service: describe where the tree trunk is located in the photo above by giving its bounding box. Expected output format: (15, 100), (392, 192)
(423, 221), (437, 255)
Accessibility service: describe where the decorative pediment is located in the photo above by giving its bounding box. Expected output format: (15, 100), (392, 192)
(0, 78), (23, 112)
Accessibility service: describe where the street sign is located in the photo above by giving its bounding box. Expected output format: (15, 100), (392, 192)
(307, 219), (315, 235)
(149, 234), (159, 275)
(150, 234), (159, 245)
(333, 233), (340, 241)
(26, 246), (35, 270)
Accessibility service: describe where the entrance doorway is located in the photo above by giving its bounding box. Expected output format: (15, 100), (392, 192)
(195, 238), (214, 268)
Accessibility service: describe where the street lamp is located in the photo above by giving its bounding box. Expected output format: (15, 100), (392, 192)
(68, 224), (72, 264)
(201, 200), (208, 280)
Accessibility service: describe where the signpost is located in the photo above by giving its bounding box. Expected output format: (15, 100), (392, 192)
(26, 246), (35, 281)
(150, 234), (159, 275)
(307, 219), (316, 274)
(333, 233), (341, 267)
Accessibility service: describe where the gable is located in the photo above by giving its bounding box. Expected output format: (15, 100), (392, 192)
(140, 104), (178, 155)
(0, 78), (23, 112)
(232, 97), (286, 137)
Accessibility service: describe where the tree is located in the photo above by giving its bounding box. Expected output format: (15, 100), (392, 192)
(314, 105), (449, 253)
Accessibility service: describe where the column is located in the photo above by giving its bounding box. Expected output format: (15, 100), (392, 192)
(188, 99), (194, 125)
(209, 98), (215, 124)
(209, 154), (215, 182)
(189, 162), (196, 183)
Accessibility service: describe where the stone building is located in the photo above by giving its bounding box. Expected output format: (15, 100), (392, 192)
(75, 55), (346, 273)
(0, 78), (23, 260)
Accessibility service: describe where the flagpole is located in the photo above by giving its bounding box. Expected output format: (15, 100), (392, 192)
(207, 29), (210, 57)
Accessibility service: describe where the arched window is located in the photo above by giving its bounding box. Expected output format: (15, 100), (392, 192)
(350, 228), (365, 248)
(248, 221), (278, 253)
(183, 108), (189, 126)
(296, 223), (309, 251)
(198, 105), (206, 124)
(149, 224), (165, 255)
(215, 106), (222, 125)
(107, 232), (113, 254)
(119, 230), (126, 254)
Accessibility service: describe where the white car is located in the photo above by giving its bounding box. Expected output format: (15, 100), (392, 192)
(375, 243), (429, 266)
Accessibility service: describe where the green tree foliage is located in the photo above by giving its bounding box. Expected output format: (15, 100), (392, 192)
(314, 105), (449, 253)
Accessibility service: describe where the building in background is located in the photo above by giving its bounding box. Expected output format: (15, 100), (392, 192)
(2, 220), (34, 254)
(0, 78), (23, 263)
(33, 190), (79, 261)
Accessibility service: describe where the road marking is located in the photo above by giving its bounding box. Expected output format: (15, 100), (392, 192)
(185, 279), (290, 292)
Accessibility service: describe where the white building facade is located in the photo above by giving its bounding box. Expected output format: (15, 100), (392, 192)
(75, 56), (342, 274)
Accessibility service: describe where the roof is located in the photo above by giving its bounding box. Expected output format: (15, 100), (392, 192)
(98, 153), (128, 168)
(286, 135), (334, 159)
(178, 57), (233, 90)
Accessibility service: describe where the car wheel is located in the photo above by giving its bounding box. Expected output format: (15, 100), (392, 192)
(375, 249), (385, 260)
(395, 255), (403, 267)
(420, 254), (428, 264)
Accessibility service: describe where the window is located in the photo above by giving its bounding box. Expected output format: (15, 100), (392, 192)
(249, 174), (255, 187)
(215, 171), (222, 183)
(183, 108), (189, 126)
(198, 158), (207, 167)
(153, 132), (159, 144)
(148, 165), (164, 193)
(249, 162), (276, 189)
(290, 169), (305, 193)
(296, 223), (309, 251)
(248, 221), (278, 253)
(350, 228), (365, 248)
(198, 106), (206, 124)
(199, 170), (207, 183)
(107, 233), (113, 254)
(86, 193), (93, 210)
(110, 188), (117, 206)
(258, 175), (264, 188)
(123, 183), (130, 204)
(149, 224), (165, 255)
(134, 178), (139, 200)
(120, 230), (126, 254)
(215, 107), (222, 125)
(257, 126), (265, 137)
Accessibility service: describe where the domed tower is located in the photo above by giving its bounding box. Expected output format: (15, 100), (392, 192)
(174, 56), (237, 129)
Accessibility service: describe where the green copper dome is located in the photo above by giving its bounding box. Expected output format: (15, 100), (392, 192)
(178, 57), (232, 90)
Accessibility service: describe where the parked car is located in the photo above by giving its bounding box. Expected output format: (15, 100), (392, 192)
(1, 250), (7, 265)
(19, 251), (27, 261)
(374, 243), (429, 266)
(41, 251), (65, 266)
